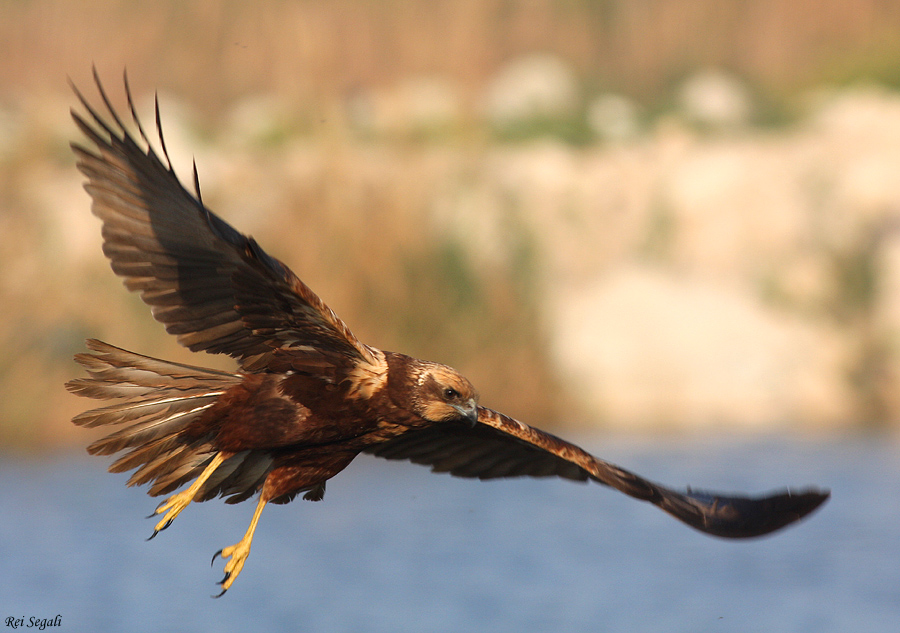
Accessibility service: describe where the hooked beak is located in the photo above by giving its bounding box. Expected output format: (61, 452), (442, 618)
(453, 399), (479, 427)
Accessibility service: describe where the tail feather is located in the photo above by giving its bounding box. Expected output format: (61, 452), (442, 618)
(143, 451), (213, 496)
(66, 339), (245, 497)
(73, 394), (219, 429)
(142, 448), (273, 500)
(109, 435), (184, 474)
(69, 339), (281, 503)
(205, 452), (274, 503)
(86, 401), (217, 455)
(194, 450), (251, 494)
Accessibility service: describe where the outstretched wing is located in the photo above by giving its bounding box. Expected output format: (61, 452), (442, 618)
(71, 69), (380, 377)
(366, 407), (829, 538)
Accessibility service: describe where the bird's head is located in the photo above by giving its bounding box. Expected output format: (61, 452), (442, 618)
(408, 361), (479, 425)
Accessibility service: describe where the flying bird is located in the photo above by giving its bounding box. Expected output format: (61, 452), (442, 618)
(66, 71), (828, 596)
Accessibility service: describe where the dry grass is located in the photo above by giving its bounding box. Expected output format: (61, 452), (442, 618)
(4, 0), (900, 111)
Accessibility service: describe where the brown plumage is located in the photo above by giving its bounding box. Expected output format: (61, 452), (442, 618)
(66, 70), (829, 596)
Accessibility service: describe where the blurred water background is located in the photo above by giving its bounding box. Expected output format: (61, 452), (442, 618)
(2, 0), (900, 630)
(1, 437), (896, 633)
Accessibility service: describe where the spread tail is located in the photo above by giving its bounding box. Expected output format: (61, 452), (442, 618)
(66, 339), (269, 500)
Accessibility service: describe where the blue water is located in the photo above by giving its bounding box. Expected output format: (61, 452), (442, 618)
(0, 435), (896, 632)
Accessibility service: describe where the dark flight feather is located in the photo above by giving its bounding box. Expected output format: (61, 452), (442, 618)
(70, 69), (378, 375)
(368, 407), (827, 538)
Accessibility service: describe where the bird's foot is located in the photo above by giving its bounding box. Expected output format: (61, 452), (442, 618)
(209, 494), (267, 598)
(146, 453), (227, 540)
(211, 537), (252, 597)
(147, 488), (196, 539)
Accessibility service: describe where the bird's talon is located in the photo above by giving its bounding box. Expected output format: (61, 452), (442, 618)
(145, 499), (170, 519)
(147, 517), (174, 541)
(211, 549), (223, 566)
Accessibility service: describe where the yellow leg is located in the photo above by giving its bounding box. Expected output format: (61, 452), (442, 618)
(212, 494), (268, 597)
(149, 453), (227, 538)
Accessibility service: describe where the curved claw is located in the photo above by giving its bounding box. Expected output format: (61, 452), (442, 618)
(147, 518), (173, 540)
(211, 549), (223, 566)
(210, 568), (232, 598)
(145, 499), (168, 519)
(146, 518), (172, 541)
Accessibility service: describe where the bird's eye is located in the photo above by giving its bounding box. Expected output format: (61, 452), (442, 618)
(443, 387), (460, 400)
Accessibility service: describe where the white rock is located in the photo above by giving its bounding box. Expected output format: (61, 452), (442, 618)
(587, 94), (641, 140)
(482, 53), (579, 127)
(678, 69), (752, 128)
(347, 76), (462, 135)
(809, 86), (900, 142)
(548, 265), (851, 430)
(223, 95), (292, 148)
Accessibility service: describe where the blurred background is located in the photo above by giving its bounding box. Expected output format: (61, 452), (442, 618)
(1, 2), (899, 631)
(5, 0), (900, 443)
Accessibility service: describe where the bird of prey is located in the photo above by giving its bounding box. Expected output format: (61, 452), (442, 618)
(66, 71), (828, 596)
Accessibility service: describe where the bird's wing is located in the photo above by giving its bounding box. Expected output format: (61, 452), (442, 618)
(366, 407), (829, 538)
(71, 69), (380, 377)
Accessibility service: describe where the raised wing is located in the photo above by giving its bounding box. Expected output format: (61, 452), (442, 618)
(366, 407), (829, 538)
(71, 69), (379, 377)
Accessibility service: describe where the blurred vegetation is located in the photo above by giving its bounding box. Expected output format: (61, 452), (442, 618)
(2, 1), (899, 107)
(4, 0), (900, 448)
